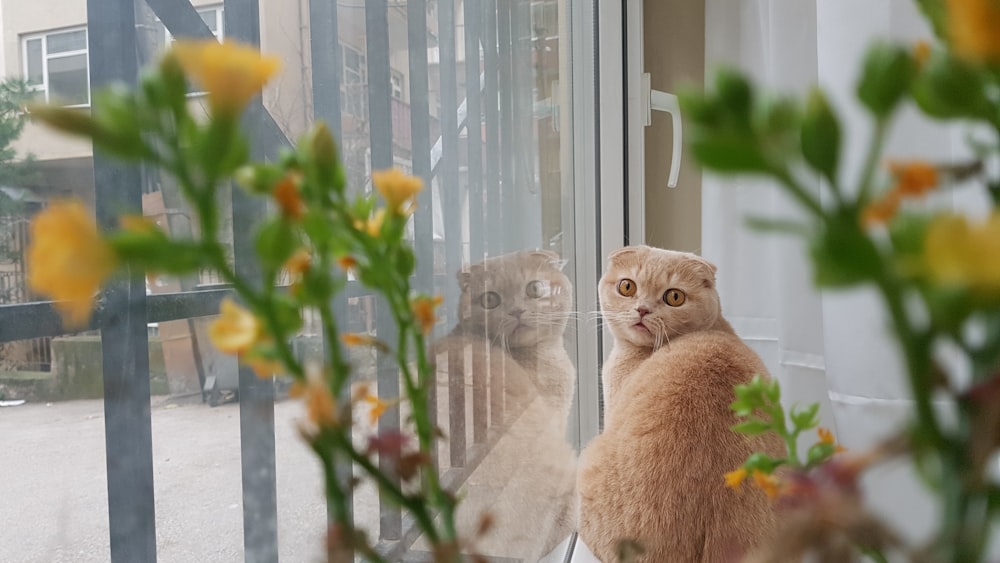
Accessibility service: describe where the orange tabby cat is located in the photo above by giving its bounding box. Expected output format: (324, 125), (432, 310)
(578, 246), (784, 562)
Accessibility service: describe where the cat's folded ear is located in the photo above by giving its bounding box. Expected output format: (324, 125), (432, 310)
(608, 246), (642, 265)
(690, 254), (718, 287)
(528, 249), (568, 271)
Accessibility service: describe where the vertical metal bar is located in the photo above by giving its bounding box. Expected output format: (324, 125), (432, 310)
(224, 2), (279, 561)
(439, 0), (466, 470)
(497, 2), (515, 256)
(87, 1), (156, 561)
(482, 0), (505, 428)
(365, 0), (402, 542)
(308, 0), (343, 144)
(463, 0), (487, 445)
(308, 0), (353, 532)
(406, 0), (437, 467)
(512, 0), (541, 250)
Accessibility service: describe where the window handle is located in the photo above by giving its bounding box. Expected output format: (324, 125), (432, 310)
(641, 73), (682, 188)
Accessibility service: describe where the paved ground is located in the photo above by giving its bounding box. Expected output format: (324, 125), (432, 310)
(1, 396), (370, 563)
(2, 392), (577, 562)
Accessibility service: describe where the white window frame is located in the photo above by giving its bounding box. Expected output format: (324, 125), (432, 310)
(21, 26), (91, 107)
(164, 5), (225, 44)
(390, 70), (404, 101)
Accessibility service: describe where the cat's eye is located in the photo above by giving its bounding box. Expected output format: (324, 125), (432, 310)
(525, 280), (547, 299)
(480, 291), (502, 309)
(663, 288), (686, 307)
(617, 279), (637, 297)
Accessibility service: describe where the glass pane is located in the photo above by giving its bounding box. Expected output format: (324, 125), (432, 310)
(198, 8), (218, 34)
(45, 29), (86, 54)
(47, 54), (88, 106)
(25, 38), (43, 86)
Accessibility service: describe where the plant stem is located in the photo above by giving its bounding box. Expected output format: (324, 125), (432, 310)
(857, 118), (888, 205)
(771, 167), (825, 217)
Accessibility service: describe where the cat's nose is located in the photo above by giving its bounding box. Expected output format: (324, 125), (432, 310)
(636, 306), (651, 318)
(510, 307), (525, 319)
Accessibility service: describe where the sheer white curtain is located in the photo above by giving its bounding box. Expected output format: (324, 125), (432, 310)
(702, 0), (990, 544)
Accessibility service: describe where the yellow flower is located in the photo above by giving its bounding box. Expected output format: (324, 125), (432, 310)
(946, 0), (1000, 64)
(290, 366), (338, 428)
(751, 470), (782, 499)
(119, 214), (160, 235)
(170, 40), (281, 116)
(208, 297), (262, 354)
(372, 168), (423, 215)
(724, 467), (748, 490)
(887, 160), (939, 197)
(27, 200), (118, 328)
(411, 294), (444, 334)
(355, 208), (386, 237)
(245, 353), (284, 379)
(924, 212), (1000, 293)
(273, 173), (305, 220)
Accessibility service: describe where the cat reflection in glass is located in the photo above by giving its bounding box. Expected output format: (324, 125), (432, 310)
(431, 249), (577, 560)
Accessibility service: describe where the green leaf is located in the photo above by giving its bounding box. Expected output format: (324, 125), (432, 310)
(912, 51), (990, 120)
(678, 91), (722, 127)
(732, 419), (772, 436)
(790, 403), (820, 430)
(744, 452), (782, 473)
(913, 0), (948, 41)
(255, 218), (299, 270)
(806, 442), (837, 467)
(809, 218), (883, 287)
(109, 237), (208, 273)
(689, 135), (771, 174)
(396, 247), (416, 277)
(800, 89), (841, 183)
(764, 380), (781, 404)
(302, 122), (340, 190)
(857, 43), (914, 117)
(714, 69), (754, 125)
(234, 163), (285, 195)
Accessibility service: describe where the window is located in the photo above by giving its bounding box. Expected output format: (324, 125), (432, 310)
(22, 28), (90, 106)
(340, 43), (368, 118)
(163, 6), (224, 44)
(391, 70), (404, 100)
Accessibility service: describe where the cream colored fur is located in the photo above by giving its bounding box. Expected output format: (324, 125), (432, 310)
(578, 246), (784, 562)
(431, 250), (578, 560)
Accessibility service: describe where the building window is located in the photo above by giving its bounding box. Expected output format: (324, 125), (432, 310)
(341, 43), (368, 118)
(391, 70), (404, 100)
(22, 27), (90, 106)
(164, 6), (224, 44)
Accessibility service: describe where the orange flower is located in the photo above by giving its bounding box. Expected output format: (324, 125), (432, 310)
(273, 173), (305, 220)
(817, 427), (835, 445)
(363, 393), (394, 425)
(27, 200), (118, 327)
(946, 0), (1000, 64)
(341, 332), (376, 347)
(913, 40), (932, 67)
(284, 248), (311, 275)
(887, 160), (939, 197)
(337, 255), (357, 272)
(290, 365), (338, 429)
(411, 295), (444, 334)
(208, 297), (262, 354)
(752, 470), (782, 499)
(372, 168), (423, 215)
(170, 40), (281, 116)
(862, 189), (902, 227)
(724, 467), (748, 490)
